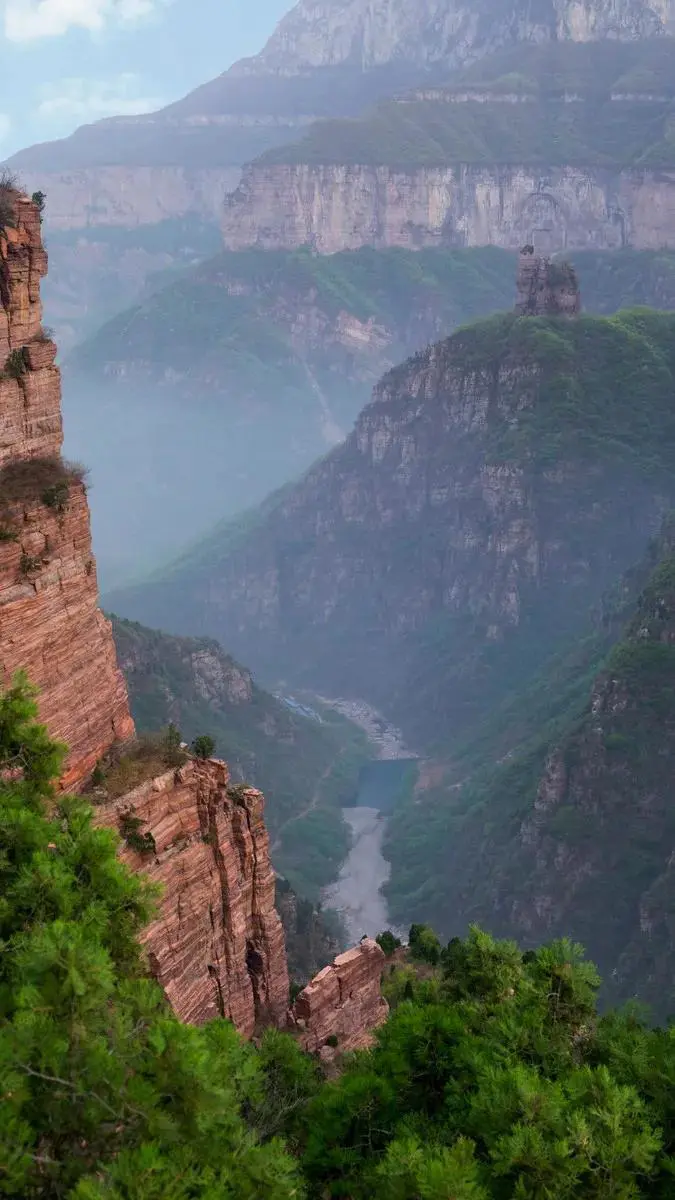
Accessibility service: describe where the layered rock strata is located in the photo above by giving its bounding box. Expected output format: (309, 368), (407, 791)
(290, 938), (388, 1053)
(95, 761), (290, 1034)
(221, 163), (675, 254)
(0, 192), (134, 788)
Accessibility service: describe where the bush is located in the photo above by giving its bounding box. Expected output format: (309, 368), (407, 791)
(325, 1034), (339, 1048)
(0, 169), (18, 229)
(19, 551), (43, 577)
(3, 348), (26, 379)
(376, 930), (402, 956)
(408, 923), (442, 966)
(192, 733), (216, 760)
(31, 189), (46, 221)
(0, 456), (87, 512)
(119, 809), (157, 856)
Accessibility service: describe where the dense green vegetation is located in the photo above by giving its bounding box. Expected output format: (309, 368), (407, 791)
(6, 687), (675, 1198)
(261, 41), (675, 167)
(111, 616), (370, 900)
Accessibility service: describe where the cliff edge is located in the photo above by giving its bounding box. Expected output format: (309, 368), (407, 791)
(0, 186), (134, 789)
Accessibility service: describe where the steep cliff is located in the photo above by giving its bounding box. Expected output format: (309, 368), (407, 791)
(93, 759), (289, 1032)
(0, 186), (134, 789)
(222, 41), (675, 254)
(109, 305), (675, 761)
(111, 614), (370, 898)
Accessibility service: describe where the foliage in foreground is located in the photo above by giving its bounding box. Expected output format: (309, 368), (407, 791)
(4, 674), (675, 1197)
(0, 673), (306, 1198)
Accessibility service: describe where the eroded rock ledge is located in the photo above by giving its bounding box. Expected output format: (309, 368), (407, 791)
(289, 937), (389, 1054)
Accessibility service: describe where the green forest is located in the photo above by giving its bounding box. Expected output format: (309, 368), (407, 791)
(4, 673), (675, 1199)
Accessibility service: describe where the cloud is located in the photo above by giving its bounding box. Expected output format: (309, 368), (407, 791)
(36, 74), (164, 121)
(3, 0), (167, 41)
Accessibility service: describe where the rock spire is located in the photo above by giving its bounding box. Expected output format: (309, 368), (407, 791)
(515, 245), (581, 317)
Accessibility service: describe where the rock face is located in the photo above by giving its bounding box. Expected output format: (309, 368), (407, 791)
(247, 0), (675, 74)
(221, 161), (675, 254)
(94, 761), (290, 1033)
(0, 191), (134, 789)
(290, 938), (388, 1053)
(514, 247), (581, 316)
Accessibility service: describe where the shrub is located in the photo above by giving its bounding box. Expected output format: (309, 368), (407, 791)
(119, 810), (157, 856)
(192, 733), (216, 760)
(3, 348), (26, 379)
(325, 1034), (339, 1048)
(19, 551), (42, 577)
(377, 930), (402, 956)
(0, 169), (18, 229)
(408, 923), (442, 966)
(31, 189), (46, 221)
(0, 456), (87, 514)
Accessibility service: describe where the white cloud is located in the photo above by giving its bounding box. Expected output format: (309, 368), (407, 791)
(3, 0), (167, 42)
(37, 74), (163, 121)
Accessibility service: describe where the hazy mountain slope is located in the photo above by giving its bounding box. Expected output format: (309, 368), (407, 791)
(69, 245), (675, 587)
(222, 40), (675, 254)
(64, 246), (516, 586)
(111, 615), (370, 900)
(383, 518), (675, 1018)
(107, 307), (675, 760)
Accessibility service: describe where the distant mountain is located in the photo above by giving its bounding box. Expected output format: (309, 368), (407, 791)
(107, 304), (675, 754)
(64, 244), (517, 585)
(7, 0), (675, 343)
(76, 244), (675, 585)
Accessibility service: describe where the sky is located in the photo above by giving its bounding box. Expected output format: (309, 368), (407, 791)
(0, 0), (291, 157)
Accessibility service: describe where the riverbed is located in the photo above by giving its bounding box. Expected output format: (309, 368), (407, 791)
(321, 807), (394, 944)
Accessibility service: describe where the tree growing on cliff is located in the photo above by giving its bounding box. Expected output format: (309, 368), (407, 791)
(192, 733), (216, 760)
(0, 674), (303, 1199)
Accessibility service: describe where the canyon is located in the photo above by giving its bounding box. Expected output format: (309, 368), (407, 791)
(0, 186), (387, 1051)
(109, 253), (675, 1008)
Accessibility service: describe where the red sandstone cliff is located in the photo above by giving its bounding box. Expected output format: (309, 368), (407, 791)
(0, 188), (134, 789)
(95, 762), (289, 1033)
(290, 938), (389, 1054)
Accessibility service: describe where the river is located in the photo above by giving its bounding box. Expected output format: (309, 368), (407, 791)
(315, 699), (418, 943)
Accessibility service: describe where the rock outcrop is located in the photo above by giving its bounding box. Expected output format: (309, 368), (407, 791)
(0, 190), (134, 789)
(515, 247), (581, 316)
(94, 761), (290, 1033)
(290, 938), (388, 1053)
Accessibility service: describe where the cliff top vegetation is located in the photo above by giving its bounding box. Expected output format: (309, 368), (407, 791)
(259, 40), (675, 167)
